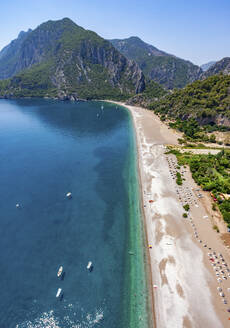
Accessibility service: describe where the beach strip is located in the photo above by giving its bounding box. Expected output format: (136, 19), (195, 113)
(107, 101), (230, 328)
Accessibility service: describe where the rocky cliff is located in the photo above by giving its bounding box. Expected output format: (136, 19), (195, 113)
(200, 61), (216, 72)
(202, 57), (230, 78)
(0, 29), (32, 79)
(0, 18), (144, 100)
(110, 36), (202, 89)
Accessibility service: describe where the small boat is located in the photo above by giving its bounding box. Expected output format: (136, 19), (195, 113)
(66, 192), (72, 199)
(87, 261), (93, 271)
(101, 105), (104, 110)
(57, 266), (63, 277)
(56, 288), (62, 298)
(16, 203), (20, 208)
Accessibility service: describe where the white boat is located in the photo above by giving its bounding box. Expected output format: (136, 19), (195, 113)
(66, 192), (72, 199)
(87, 261), (93, 270)
(56, 288), (62, 298)
(57, 266), (63, 277)
(101, 105), (104, 110)
(16, 203), (20, 208)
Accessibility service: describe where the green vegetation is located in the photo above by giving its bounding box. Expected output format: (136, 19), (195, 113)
(183, 213), (188, 218)
(142, 55), (200, 89)
(176, 171), (182, 185)
(149, 74), (230, 136)
(0, 18), (141, 100)
(168, 118), (229, 143)
(142, 80), (167, 99)
(183, 204), (190, 211)
(126, 80), (167, 107)
(212, 203), (217, 211)
(168, 148), (230, 226)
(213, 225), (220, 233)
(110, 36), (201, 89)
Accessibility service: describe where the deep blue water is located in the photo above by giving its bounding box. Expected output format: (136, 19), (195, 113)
(0, 99), (147, 328)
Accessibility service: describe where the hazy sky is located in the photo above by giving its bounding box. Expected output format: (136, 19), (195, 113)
(1, 0), (229, 65)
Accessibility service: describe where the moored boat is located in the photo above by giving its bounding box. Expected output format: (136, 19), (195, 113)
(66, 192), (72, 199)
(87, 261), (93, 271)
(56, 288), (62, 298)
(57, 266), (63, 277)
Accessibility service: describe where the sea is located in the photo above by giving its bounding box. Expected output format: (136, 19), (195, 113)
(0, 99), (152, 328)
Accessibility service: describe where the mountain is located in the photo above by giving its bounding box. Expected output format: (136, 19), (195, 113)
(149, 74), (230, 127)
(202, 57), (230, 78)
(0, 29), (32, 79)
(110, 37), (202, 89)
(200, 61), (216, 72)
(0, 18), (144, 100)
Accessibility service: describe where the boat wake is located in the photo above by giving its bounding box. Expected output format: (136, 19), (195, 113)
(16, 306), (104, 328)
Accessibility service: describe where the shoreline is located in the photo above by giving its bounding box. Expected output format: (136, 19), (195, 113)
(129, 105), (156, 328)
(105, 100), (230, 327)
(105, 100), (156, 326)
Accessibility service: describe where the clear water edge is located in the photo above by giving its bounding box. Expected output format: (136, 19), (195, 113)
(0, 99), (153, 328)
(119, 105), (153, 328)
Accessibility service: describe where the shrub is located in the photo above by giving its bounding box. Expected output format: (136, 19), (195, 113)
(212, 203), (217, 211)
(213, 225), (219, 233)
(183, 213), (188, 218)
(176, 172), (183, 185)
(183, 204), (190, 211)
(209, 134), (216, 143)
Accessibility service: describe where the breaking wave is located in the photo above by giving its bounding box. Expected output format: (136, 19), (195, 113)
(16, 305), (104, 328)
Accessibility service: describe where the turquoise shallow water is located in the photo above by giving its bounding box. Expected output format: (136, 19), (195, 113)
(0, 99), (151, 328)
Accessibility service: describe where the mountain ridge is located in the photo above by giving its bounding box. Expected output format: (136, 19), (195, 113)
(202, 57), (230, 79)
(0, 18), (144, 100)
(110, 36), (202, 89)
(200, 61), (216, 72)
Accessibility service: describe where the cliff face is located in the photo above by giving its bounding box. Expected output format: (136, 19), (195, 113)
(200, 61), (216, 72)
(0, 18), (144, 100)
(202, 57), (230, 79)
(0, 29), (32, 79)
(110, 36), (202, 89)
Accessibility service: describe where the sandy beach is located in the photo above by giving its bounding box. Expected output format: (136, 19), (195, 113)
(107, 101), (230, 327)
